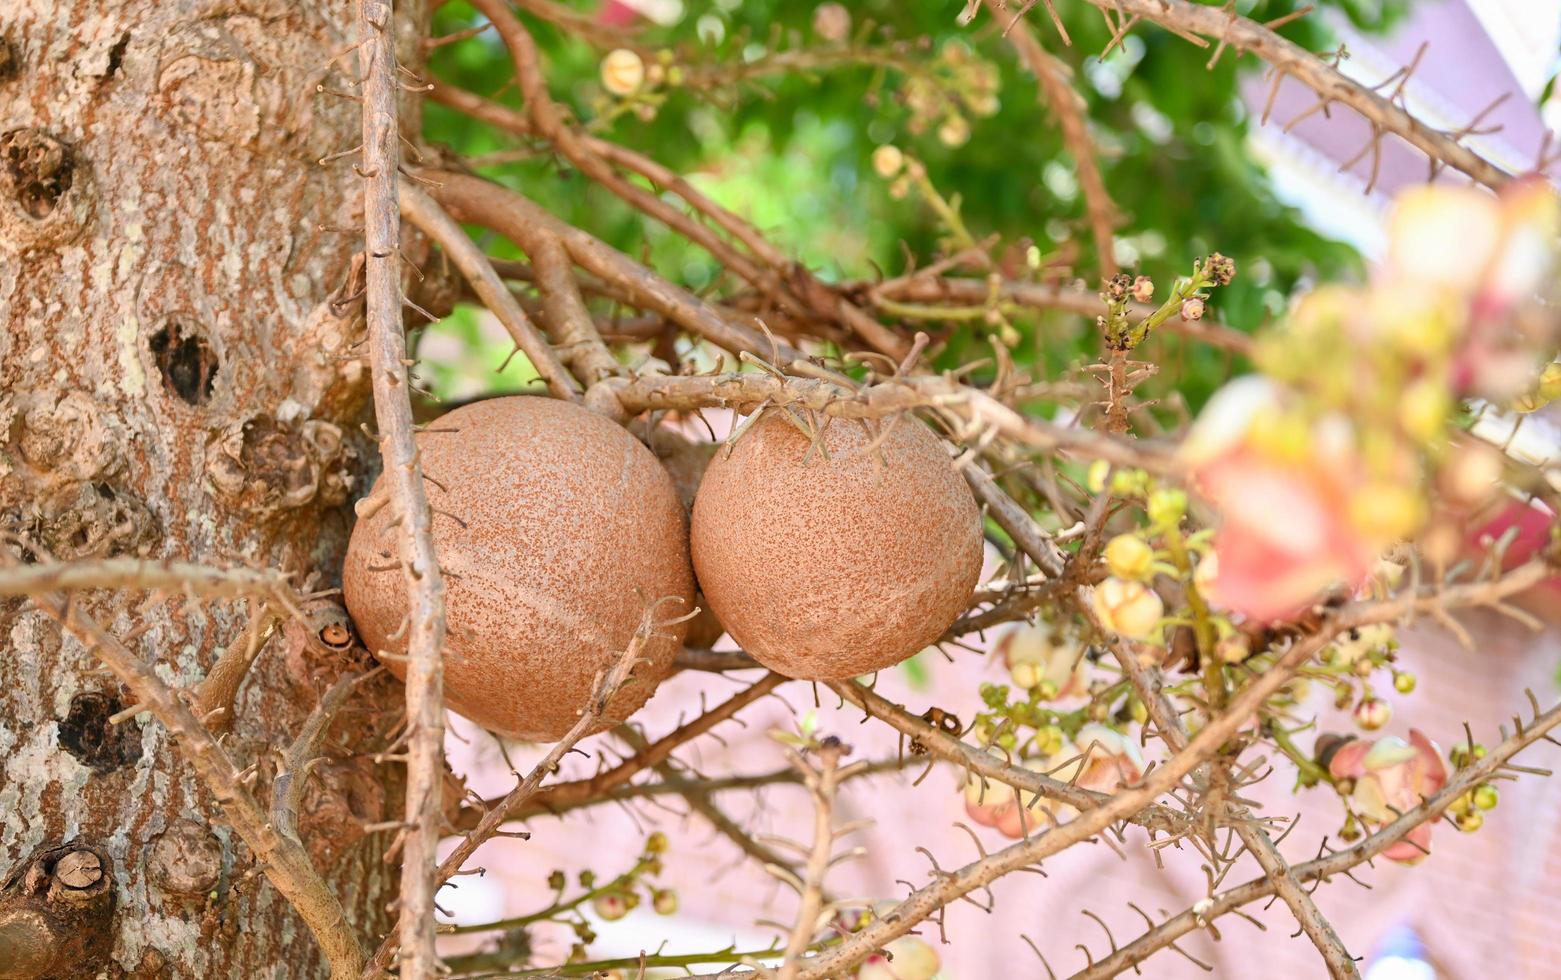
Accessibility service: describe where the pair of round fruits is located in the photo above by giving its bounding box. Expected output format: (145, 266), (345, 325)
(343, 396), (983, 741)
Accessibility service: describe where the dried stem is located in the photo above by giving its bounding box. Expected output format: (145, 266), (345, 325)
(1042, 0), (1511, 188)
(358, 3), (447, 976)
(1069, 695), (1561, 978)
(366, 609), (673, 976)
(777, 742), (848, 980)
(463, 672), (785, 826)
(528, 233), (624, 387)
(399, 183), (580, 400)
(990, 1), (1117, 278)
(273, 669), (381, 846)
(0, 557), (302, 605)
(594, 372), (1178, 474)
(423, 170), (807, 365)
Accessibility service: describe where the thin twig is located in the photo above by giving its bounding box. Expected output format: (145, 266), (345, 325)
(358, 3), (447, 976)
(399, 183), (580, 400)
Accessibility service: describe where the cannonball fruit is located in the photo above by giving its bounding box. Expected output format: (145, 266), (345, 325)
(343, 396), (694, 741)
(690, 411), (982, 680)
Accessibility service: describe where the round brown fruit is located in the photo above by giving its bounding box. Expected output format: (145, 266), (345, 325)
(690, 411), (982, 680)
(343, 396), (694, 741)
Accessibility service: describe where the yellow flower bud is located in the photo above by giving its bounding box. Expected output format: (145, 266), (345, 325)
(1398, 378), (1450, 443)
(1146, 489), (1187, 529)
(600, 49), (646, 97)
(1104, 534), (1154, 580)
(1348, 482), (1425, 543)
(1090, 577), (1164, 640)
(871, 144), (904, 179)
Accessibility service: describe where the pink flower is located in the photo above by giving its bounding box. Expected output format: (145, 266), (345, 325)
(1181, 379), (1380, 623)
(1467, 498), (1561, 626)
(1327, 730), (1450, 864)
(964, 759), (1065, 837)
(964, 727), (1145, 840)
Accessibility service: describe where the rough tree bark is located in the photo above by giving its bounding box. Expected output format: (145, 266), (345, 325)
(1, 2), (426, 976)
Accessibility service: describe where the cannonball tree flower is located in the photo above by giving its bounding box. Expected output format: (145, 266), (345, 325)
(966, 727), (1147, 840)
(1327, 730), (1449, 864)
(1181, 377), (1390, 623)
(1386, 180), (1560, 400)
(1072, 723), (1147, 792)
(995, 622), (1088, 699)
(964, 759), (1068, 837)
(857, 935), (940, 980)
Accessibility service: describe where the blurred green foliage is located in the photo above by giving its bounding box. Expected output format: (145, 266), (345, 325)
(418, 0), (1407, 405)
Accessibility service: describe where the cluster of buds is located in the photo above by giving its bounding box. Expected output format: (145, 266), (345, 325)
(1099, 255), (1235, 351)
(1203, 252), (1236, 286)
(1445, 741), (1499, 833)
(899, 40), (1000, 148)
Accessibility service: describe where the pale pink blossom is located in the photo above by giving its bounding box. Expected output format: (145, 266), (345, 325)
(995, 623), (1088, 699)
(1072, 724), (1147, 792)
(1327, 730), (1449, 864)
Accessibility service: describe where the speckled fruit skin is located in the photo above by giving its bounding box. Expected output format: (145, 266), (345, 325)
(343, 396), (694, 741)
(691, 412), (982, 680)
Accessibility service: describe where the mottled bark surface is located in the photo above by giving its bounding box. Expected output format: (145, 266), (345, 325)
(1, 2), (424, 975)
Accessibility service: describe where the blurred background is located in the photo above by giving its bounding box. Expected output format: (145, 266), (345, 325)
(417, 2), (1561, 977)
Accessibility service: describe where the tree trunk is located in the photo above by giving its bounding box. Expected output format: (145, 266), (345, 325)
(1, 1), (425, 975)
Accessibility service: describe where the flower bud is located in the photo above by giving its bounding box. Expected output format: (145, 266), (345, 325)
(1180, 297), (1205, 321)
(858, 935), (941, 980)
(1090, 578), (1164, 640)
(645, 831), (669, 854)
(1456, 809), (1484, 833)
(1204, 253), (1236, 286)
(1398, 378), (1450, 443)
(1217, 633), (1251, 664)
(1440, 443), (1503, 506)
(1104, 534), (1154, 580)
(1131, 275), (1155, 304)
(652, 889), (679, 915)
(1353, 697), (1392, 731)
(1086, 460), (1110, 493)
(811, 2), (851, 42)
(871, 144), (904, 179)
(593, 892), (631, 921)
(1146, 488), (1187, 529)
(1473, 784), (1499, 810)
(938, 115), (970, 148)
(601, 49), (646, 96)
(1393, 672), (1416, 694)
